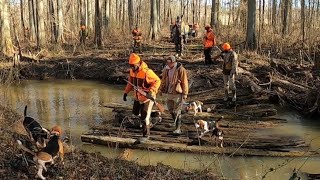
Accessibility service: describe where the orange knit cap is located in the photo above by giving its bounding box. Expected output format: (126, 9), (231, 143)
(129, 53), (141, 64)
(222, 43), (231, 51)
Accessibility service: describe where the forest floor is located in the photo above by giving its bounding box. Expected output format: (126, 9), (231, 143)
(0, 36), (319, 179)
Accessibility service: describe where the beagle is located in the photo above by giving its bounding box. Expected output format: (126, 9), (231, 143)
(17, 125), (64, 180)
(194, 116), (224, 147)
(187, 101), (203, 115)
(23, 105), (50, 148)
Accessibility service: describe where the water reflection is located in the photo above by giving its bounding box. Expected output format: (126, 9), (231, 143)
(0, 80), (128, 143)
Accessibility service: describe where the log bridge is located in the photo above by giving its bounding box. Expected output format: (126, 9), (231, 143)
(81, 101), (319, 157)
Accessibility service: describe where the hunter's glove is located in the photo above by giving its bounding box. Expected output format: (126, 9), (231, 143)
(123, 93), (127, 101)
(146, 91), (154, 100)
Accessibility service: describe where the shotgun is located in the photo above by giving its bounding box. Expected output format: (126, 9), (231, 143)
(124, 79), (165, 113)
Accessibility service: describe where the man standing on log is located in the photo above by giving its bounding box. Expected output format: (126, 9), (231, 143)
(123, 53), (161, 138)
(214, 43), (238, 104)
(160, 55), (189, 134)
(203, 24), (216, 65)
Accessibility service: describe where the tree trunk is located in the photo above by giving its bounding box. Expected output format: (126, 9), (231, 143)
(20, 0), (26, 40)
(28, 0), (36, 41)
(240, 0), (247, 30)
(300, 0), (305, 41)
(150, 0), (159, 40)
(57, 0), (64, 43)
(164, 0), (167, 23)
(0, 0), (14, 56)
(128, 0), (133, 30)
(80, 0), (86, 26)
(122, 0), (125, 31)
(211, 0), (218, 27)
(104, 0), (110, 30)
(204, 0), (207, 25)
(87, 0), (93, 31)
(198, 0), (201, 23)
(271, 0), (276, 29)
(48, 0), (56, 43)
(37, 0), (46, 48)
(282, 0), (290, 36)
(95, 0), (102, 48)
(246, 0), (257, 50)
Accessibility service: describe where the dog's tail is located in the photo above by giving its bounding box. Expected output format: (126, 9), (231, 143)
(217, 116), (224, 122)
(24, 105), (28, 117)
(17, 140), (36, 156)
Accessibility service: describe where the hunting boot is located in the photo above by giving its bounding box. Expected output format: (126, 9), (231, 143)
(231, 90), (236, 102)
(142, 122), (147, 137)
(224, 89), (229, 101)
(173, 114), (182, 134)
(169, 112), (176, 127)
(138, 45), (142, 53)
(146, 124), (150, 137)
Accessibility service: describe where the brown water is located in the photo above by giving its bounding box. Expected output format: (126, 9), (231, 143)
(1, 80), (319, 179)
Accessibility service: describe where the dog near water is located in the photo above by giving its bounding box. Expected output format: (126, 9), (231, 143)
(194, 116), (224, 147)
(186, 101), (203, 115)
(23, 105), (50, 148)
(17, 125), (64, 180)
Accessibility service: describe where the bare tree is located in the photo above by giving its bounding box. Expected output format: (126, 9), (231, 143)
(48, 0), (56, 42)
(57, 0), (64, 43)
(87, 0), (93, 31)
(204, 0), (208, 25)
(150, 0), (159, 40)
(281, 0), (290, 36)
(211, 0), (218, 27)
(246, 0), (257, 50)
(0, 0), (14, 56)
(20, 0), (26, 39)
(28, 0), (36, 41)
(128, 0), (134, 30)
(301, 0), (305, 42)
(95, 0), (102, 48)
(103, 0), (110, 30)
(37, 0), (46, 48)
(271, 0), (277, 30)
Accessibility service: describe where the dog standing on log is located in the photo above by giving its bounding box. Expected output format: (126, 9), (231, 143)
(186, 101), (203, 115)
(23, 105), (50, 148)
(17, 125), (64, 180)
(195, 116), (224, 147)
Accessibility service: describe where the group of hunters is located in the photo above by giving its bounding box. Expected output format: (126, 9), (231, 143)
(122, 15), (238, 138)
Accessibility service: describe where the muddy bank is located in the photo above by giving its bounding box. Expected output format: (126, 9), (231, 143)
(0, 106), (217, 180)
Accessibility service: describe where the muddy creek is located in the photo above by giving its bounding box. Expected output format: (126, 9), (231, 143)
(1, 80), (319, 179)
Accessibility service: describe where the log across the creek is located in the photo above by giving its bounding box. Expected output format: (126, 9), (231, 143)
(81, 134), (318, 157)
(82, 103), (319, 157)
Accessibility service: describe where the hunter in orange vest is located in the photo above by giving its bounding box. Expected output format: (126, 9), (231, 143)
(132, 25), (142, 53)
(203, 24), (216, 64)
(123, 53), (161, 138)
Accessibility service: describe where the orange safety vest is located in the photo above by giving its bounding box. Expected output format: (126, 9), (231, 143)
(124, 61), (160, 102)
(203, 29), (216, 48)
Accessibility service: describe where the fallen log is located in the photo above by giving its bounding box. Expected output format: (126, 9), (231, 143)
(241, 75), (263, 93)
(81, 134), (319, 157)
(272, 76), (312, 93)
